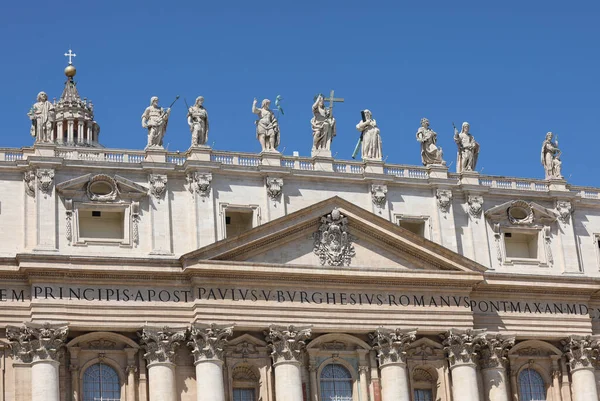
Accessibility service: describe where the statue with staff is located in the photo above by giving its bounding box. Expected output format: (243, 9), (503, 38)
(142, 95), (179, 149)
(453, 121), (480, 173)
(311, 90), (343, 156)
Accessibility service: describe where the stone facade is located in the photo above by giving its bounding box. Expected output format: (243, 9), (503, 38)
(3, 68), (600, 401)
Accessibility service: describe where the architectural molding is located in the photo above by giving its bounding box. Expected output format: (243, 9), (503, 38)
(139, 326), (186, 365)
(6, 322), (68, 362)
(188, 323), (234, 363)
(370, 327), (417, 366)
(265, 325), (311, 364)
(441, 328), (486, 367)
(561, 335), (600, 372)
(479, 333), (515, 369)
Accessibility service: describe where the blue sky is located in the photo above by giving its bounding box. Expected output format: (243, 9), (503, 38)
(1, 1), (599, 186)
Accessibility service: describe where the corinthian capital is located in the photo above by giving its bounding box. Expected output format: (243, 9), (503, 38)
(441, 328), (486, 367)
(479, 333), (515, 370)
(561, 335), (600, 372)
(265, 325), (312, 364)
(188, 323), (234, 363)
(369, 327), (417, 366)
(6, 322), (68, 362)
(139, 326), (187, 365)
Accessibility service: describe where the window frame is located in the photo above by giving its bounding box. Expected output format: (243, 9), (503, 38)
(218, 203), (261, 240)
(497, 226), (550, 267)
(81, 362), (122, 401)
(394, 214), (431, 240)
(72, 202), (134, 247)
(518, 367), (547, 401)
(317, 359), (357, 401)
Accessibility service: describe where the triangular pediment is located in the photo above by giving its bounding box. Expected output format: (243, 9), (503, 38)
(182, 197), (486, 273)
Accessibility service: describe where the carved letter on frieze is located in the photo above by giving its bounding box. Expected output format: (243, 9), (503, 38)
(371, 184), (388, 211)
(369, 327), (417, 366)
(479, 333), (515, 370)
(313, 208), (356, 266)
(139, 326), (187, 365)
(441, 328), (486, 367)
(561, 335), (600, 372)
(556, 200), (573, 223)
(24, 170), (36, 197)
(6, 322), (69, 362)
(265, 325), (312, 364)
(436, 189), (452, 213)
(188, 323), (234, 363)
(266, 177), (283, 203)
(467, 195), (483, 218)
(37, 169), (55, 196)
(149, 174), (168, 200)
(186, 172), (212, 200)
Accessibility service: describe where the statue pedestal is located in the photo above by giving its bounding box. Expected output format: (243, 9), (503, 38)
(145, 147), (167, 163)
(548, 178), (568, 192)
(459, 171), (480, 186)
(187, 145), (212, 162)
(427, 164), (448, 180)
(364, 160), (384, 175)
(33, 142), (57, 158)
(261, 150), (282, 167)
(312, 156), (333, 172)
(311, 148), (332, 158)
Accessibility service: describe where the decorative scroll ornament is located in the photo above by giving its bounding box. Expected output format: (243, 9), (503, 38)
(369, 327), (417, 366)
(139, 326), (187, 364)
(149, 174), (168, 199)
(24, 170), (36, 197)
(561, 335), (600, 371)
(441, 328), (486, 367)
(86, 174), (118, 201)
(6, 322), (69, 362)
(479, 333), (515, 369)
(65, 199), (73, 243)
(188, 323), (234, 363)
(467, 195), (484, 217)
(556, 200), (573, 223)
(371, 184), (388, 211)
(132, 201), (140, 244)
(186, 172), (212, 199)
(313, 208), (356, 266)
(266, 177), (283, 202)
(265, 325), (312, 364)
(436, 189), (452, 213)
(37, 169), (55, 195)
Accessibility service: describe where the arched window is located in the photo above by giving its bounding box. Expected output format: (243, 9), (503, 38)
(320, 363), (352, 401)
(519, 368), (546, 401)
(83, 363), (121, 401)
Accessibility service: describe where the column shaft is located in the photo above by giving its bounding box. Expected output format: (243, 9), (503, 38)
(380, 363), (410, 401)
(571, 367), (598, 401)
(148, 362), (177, 401)
(32, 359), (60, 401)
(274, 361), (304, 401)
(195, 360), (225, 401)
(359, 367), (370, 401)
(127, 368), (136, 401)
(309, 367), (318, 401)
(71, 367), (80, 401)
(450, 364), (480, 401)
(481, 367), (509, 401)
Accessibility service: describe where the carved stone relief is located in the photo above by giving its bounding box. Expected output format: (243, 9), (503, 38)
(37, 169), (55, 196)
(188, 323), (234, 363)
(441, 328), (486, 367)
(187, 172), (212, 199)
(149, 174), (168, 200)
(86, 174), (118, 201)
(561, 335), (600, 371)
(24, 170), (36, 197)
(370, 327), (417, 366)
(6, 322), (69, 362)
(139, 326), (186, 364)
(556, 200), (573, 223)
(436, 189), (452, 213)
(132, 201), (140, 244)
(313, 208), (356, 266)
(65, 199), (73, 243)
(371, 184), (388, 211)
(479, 333), (515, 369)
(467, 195), (483, 218)
(265, 325), (311, 364)
(266, 177), (283, 202)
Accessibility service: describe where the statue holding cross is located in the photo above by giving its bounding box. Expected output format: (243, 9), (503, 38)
(311, 90), (344, 157)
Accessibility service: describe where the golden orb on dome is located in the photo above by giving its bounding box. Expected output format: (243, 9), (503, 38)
(64, 65), (77, 78)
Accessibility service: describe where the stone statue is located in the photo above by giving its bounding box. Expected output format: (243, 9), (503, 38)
(252, 98), (280, 152)
(356, 110), (382, 161)
(311, 94), (336, 154)
(28, 91), (55, 143)
(141, 97), (171, 149)
(453, 122), (480, 173)
(416, 118), (445, 166)
(541, 132), (562, 179)
(188, 96), (209, 147)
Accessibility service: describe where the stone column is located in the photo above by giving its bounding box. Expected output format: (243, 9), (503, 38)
(442, 328), (485, 401)
(562, 335), (600, 401)
(7, 322), (69, 401)
(139, 326), (187, 401)
(69, 347), (81, 401)
(369, 328), (416, 401)
(479, 334), (514, 401)
(358, 365), (370, 401)
(125, 347), (139, 401)
(265, 325), (312, 401)
(188, 323), (234, 401)
(307, 354), (319, 401)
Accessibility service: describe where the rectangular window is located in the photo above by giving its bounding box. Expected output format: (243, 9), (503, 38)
(78, 209), (124, 240)
(399, 220), (426, 237)
(233, 388), (255, 401)
(226, 210), (254, 238)
(414, 389), (433, 401)
(504, 231), (538, 259)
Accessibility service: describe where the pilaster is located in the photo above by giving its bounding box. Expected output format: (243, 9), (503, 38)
(148, 173), (173, 254)
(266, 177), (285, 221)
(562, 335), (600, 401)
(434, 188), (458, 251)
(34, 167), (57, 251)
(479, 334), (514, 401)
(186, 171), (215, 248)
(442, 328), (486, 401)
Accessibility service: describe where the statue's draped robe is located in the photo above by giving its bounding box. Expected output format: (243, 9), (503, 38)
(311, 105), (336, 150)
(358, 120), (382, 160)
(31, 101), (55, 141)
(416, 127), (443, 165)
(255, 108), (280, 150)
(189, 106), (209, 146)
(142, 106), (170, 147)
(455, 132), (479, 173)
